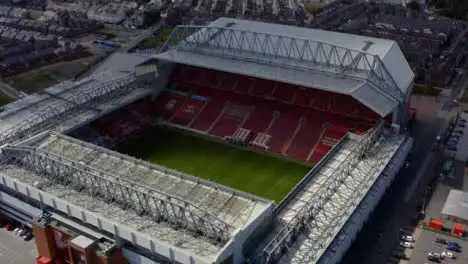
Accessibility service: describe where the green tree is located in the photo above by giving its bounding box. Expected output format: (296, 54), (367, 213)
(407, 0), (421, 11)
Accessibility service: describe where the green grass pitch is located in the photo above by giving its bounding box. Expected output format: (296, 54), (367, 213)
(118, 127), (312, 202)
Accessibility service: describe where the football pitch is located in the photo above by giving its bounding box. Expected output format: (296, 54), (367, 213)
(118, 127), (312, 202)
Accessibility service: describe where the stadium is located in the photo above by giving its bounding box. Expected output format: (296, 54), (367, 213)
(0, 18), (413, 264)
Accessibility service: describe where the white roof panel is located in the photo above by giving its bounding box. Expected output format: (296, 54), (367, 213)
(155, 18), (413, 117)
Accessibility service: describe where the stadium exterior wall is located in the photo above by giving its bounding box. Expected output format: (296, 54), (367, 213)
(393, 79), (414, 128)
(214, 204), (274, 264)
(150, 62), (175, 100)
(318, 136), (413, 264)
(0, 172), (217, 264)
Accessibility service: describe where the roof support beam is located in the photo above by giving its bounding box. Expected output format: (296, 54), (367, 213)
(2, 146), (234, 245)
(0, 74), (137, 147)
(161, 25), (404, 102)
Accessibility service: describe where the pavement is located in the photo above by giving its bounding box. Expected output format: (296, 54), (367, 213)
(0, 228), (36, 264)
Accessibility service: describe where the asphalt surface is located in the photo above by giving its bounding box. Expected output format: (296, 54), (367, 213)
(0, 228), (36, 264)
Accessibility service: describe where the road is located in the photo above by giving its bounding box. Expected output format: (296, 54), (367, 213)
(0, 81), (25, 100)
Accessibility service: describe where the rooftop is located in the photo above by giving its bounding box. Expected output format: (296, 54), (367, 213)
(441, 189), (468, 221)
(155, 18), (414, 117)
(0, 70), (150, 146)
(70, 235), (95, 249)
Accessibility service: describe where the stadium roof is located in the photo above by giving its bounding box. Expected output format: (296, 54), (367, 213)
(1, 132), (271, 262)
(0, 70), (150, 146)
(93, 52), (150, 75)
(155, 18), (414, 117)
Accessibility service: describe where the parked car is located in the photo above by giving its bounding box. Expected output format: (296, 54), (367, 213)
(456, 122), (465, 128)
(400, 241), (412, 248)
(13, 227), (21, 234)
(392, 251), (406, 259)
(436, 238), (447, 244)
(441, 251), (455, 259)
(447, 244), (460, 252)
(448, 241), (460, 248)
(401, 235), (414, 242)
(18, 228), (28, 236)
(22, 232), (33, 241)
(427, 252), (441, 260)
(447, 145), (458, 151)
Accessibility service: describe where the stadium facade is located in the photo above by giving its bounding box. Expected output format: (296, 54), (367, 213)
(0, 18), (413, 264)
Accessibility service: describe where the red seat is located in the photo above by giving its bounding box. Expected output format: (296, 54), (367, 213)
(294, 88), (315, 106)
(332, 94), (357, 115)
(171, 98), (206, 126)
(155, 66), (384, 164)
(286, 115), (325, 161)
(309, 143), (332, 163)
(180, 66), (201, 84)
(251, 79), (275, 97)
(210, 105), (250, 138)
(153, 92), (187, 120)
(242, 106), (275, 133)
(273, 83), (296, 103)
(235, 76), (255, 93)
(312, 90), (331, 110)
(210, 116), (242, 138)
(191, 100), (225, 131)
(266, 111), (300, 154)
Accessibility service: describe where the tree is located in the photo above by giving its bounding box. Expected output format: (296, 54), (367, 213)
(440, 0), (468, 19)
(407, 0), (421, 11)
